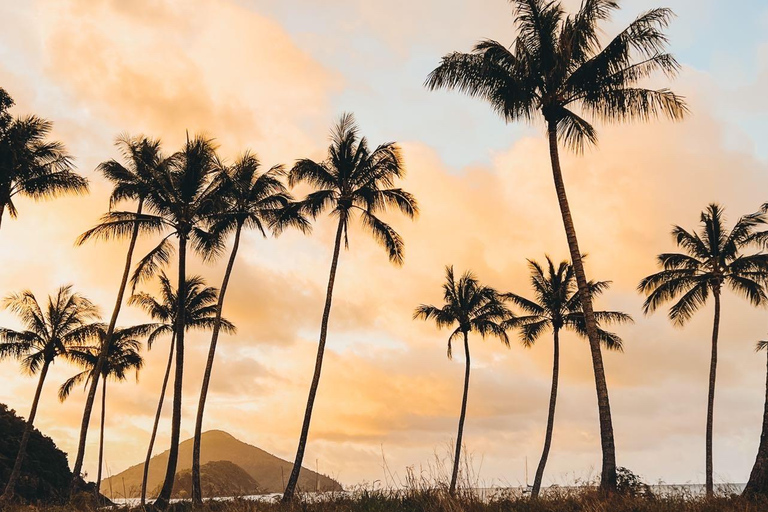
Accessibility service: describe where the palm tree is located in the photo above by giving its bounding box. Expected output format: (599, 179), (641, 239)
(0, 286), (100, 502)
(414, 266), (511, 496)
(190, 153), (308, 503)
(505, 257), (631, 497)
(744, 340), (768, 499)
(0, 87), (87, 229)
(70, 135), (165, 493)
(425, 0), (688, 490)
(639, 203), (768, 495)
(129, 272), (235, 505)
(281, 113), (418, 501)
(79, 134), (225, 508)
(59, 324), (150, 498)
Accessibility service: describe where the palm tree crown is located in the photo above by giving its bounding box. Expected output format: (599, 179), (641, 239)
(414, 266), (512, 357)
(425, 0), (688, 151)
(0, 88), (87, 224)
(639, 203), (768, 323)
(506, 257), (631, 348)
(129, 272), (236, 342)
(0, 285), (100, 370)
(58, 324), (150, 401)
(290, 113), (418, 263)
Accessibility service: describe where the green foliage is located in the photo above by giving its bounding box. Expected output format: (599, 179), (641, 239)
(0, 403), (71, 503)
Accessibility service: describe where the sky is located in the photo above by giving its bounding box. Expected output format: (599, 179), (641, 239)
(1, 0), (768, 490)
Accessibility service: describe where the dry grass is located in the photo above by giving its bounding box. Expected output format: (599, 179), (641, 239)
(5, 488), (768, 512)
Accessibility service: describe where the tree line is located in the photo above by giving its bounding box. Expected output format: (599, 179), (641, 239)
(1, 0), (768, 507)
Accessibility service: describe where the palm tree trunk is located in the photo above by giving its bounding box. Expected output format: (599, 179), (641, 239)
(705, 289), (721, 496)
(140, 332), (176, 506)
(70, 198), (144, 495)
(1, 359), (50, 502)
(450, 331), (471, 496)
(532, 328), (560, 498)
(191, 223), (243, 504)
(744, 347), (768, 498)
(95, 378), (106, 498)
(282, 218), (344, 503)
(154, 234), (187, 509)
(546, 124), (616, 491)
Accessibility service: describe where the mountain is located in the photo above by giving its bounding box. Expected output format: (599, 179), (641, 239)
(162, 460), (260, 499)
(101, 430), (342, 499)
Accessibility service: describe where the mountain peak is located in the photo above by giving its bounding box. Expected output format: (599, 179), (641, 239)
(102, 430), (342, 499)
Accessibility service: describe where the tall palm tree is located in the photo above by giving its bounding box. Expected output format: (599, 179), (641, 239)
(190, 153), (308, 503)
(130, 272), (235, 505)
(281, 113), (418, 502)
(70, 135), (165, 493)
(414, 266), (511, 496)
(505, 257), (631, 497)
(79, 135), (225, 508)
(744, 340), (768, 499)
(0, 87), (87, 229)
(425, 0), (688, 490)
(59, 324), (150, 497)
(0, 286), (100, 502)
(639, 203), (768, 495)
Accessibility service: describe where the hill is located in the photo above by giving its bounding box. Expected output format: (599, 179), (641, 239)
(0, 403), (72, 503)
(161, 460), (261, 499)
(101, 430), (342, 499)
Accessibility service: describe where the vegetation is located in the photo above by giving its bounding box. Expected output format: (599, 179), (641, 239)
(425, 0), (687, 491)
(58, 324), (150, 497)
(504, 257), (631, 497)
(70, 135), (165, 495)
(639, 204), (768, 495)
(281, 113), (418, 502)
(414, 266), (511, 495)
(0, 87), (87, 230)
(5, 0), (768, 508)
(190, 154), (308, 504)
(0, 286), (100, 502)
(0, 403), (71, 504)
(129, 273), (235, 506)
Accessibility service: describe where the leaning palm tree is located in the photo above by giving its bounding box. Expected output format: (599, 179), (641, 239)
(0, 87), (87, 229)
(744, 340), (768, 499)
(78, 135), (225, 508)
(639, 203), (768, 495)
(505, 257), (631, 497)
(70, 135), (165, 492)
(281, 113), (418, 501)
(130, 272), (235, 506)
(425, 0), (688, 490)
(0, 286), (100, 502)
(190, 153), (308, 504)
(59, 324), (149, 497)
(414, 266), (511, 496)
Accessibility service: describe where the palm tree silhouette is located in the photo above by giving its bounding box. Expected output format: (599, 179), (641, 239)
(129, 272), (235, 505)
(744, 340), (768, 498)
(0, 285), (100, 502)
(639, 203), (768, 495)
(414, 266), (511, 496)
(0, 87), (88, 229)
(190, 153), (308, 503)
(59, 324), (150, 498)
(79, 134), (225, 508)
(70, 135), (166, 493)
(505, 257), (631, 497)
(425, 0), (687, 490)
(281, 113), (418, 502)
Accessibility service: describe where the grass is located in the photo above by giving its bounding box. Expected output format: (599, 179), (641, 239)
(5, 488), (768, 512)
